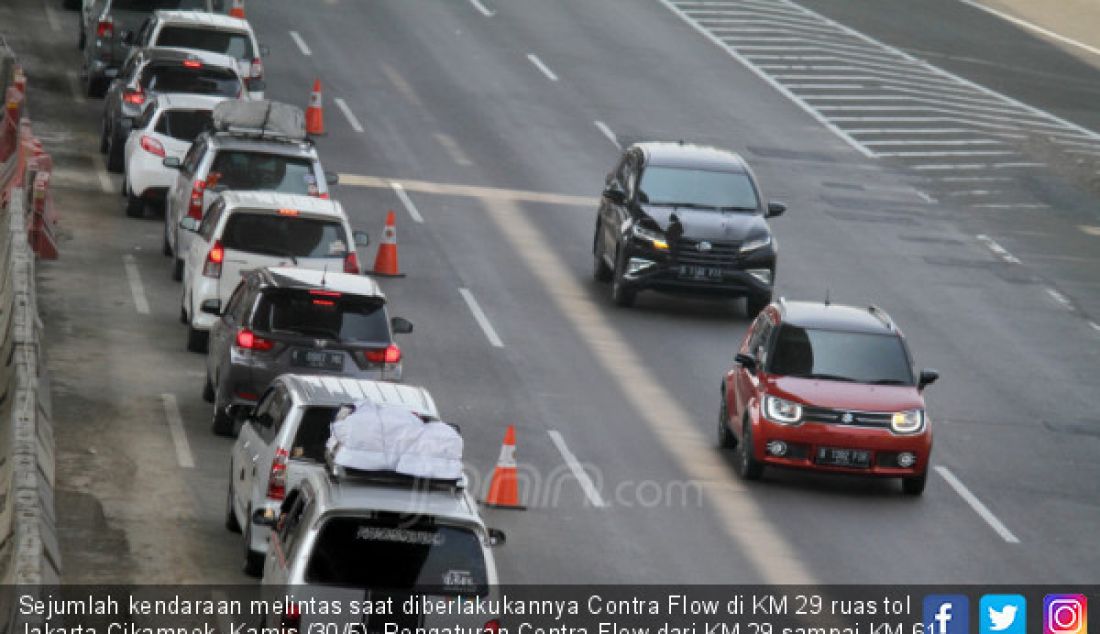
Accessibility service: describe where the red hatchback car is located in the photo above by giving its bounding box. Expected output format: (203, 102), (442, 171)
(719, 300), (938, 495)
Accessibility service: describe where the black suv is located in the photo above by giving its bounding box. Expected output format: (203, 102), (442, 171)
(592, 142), (785, 314)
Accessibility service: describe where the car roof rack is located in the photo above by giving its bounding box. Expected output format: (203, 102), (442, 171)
(324, 457), (468, 493)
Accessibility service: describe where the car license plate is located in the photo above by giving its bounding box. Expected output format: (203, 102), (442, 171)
(677, 265), (723, 281)
(291, 349), (344, 371)
(815, 447), (871, 468)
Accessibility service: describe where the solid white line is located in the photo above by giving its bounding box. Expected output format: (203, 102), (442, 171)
(122, 254), (151, 314)
(787, 83), (864, 89)
(66, 70), (87, 104)
(862, 139), (1005, 147)
(468, 0), (495, 17)
(547, 430), (608, 508)
(458, 288), (504, 348)
(941, 176), (1012, 182)
(90, 155), (113, 193)
(43, 2), (62, 32)
(1045, 287), (1073, 307)
(911, 163), (987, 171)
(332, 98), (364, 133)
(527, 54), (559, 82)
(390, 182), (424, 224)
(934, 466), (1019, 543)
(975, 234), (1021, 264)
(160, 393), (195, 469)
(593, 120), (621, 149)
(972, 203), (1050, 209)
(955, 0), (1100, 58)
(877, 150), (1015, 157)
(288, 30), (312, 56)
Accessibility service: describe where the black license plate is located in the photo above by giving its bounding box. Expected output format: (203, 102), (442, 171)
(290, 349), (344, 371)
(815, 447), (871, 468)
(677, 265), (723, 281)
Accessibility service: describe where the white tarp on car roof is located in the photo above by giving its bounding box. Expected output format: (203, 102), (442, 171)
(212, 99), (306, 140)
(326, 401), (464, 480)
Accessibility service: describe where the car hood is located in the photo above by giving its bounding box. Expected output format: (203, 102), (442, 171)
(765, 375), (925, 412)
(639, 204), (769, 242)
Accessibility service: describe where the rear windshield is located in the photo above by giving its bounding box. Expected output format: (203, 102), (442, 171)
(208, 151), (316, 194)
(768, 325), (915, 385)
(154, 108), (212, 141)
(251, 288), (389, 342)
(289, 406), (339, 462)
(141, 65), (240, 97)
(306, 515), (488, 594)
(155, 26), (253, 60)
(221, 213), (349, 259)
(112, 0), (207, 11)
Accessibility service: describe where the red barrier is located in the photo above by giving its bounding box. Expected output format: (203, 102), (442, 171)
(28, 171), (58, 260)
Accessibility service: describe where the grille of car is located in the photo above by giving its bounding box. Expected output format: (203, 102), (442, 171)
(673, 238), (741, 267)
(802, 406), (893, 428)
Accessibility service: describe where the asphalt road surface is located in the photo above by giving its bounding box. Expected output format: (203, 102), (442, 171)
(3, 0), (1099, 584)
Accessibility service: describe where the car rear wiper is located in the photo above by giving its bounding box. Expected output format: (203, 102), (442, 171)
(790, 373), (858, 382)
(250, 246), (299, 265)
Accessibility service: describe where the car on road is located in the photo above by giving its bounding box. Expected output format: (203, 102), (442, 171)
(179, 191), (370, 352)
(100, 47), (243, 172)
(592, 142), (785, 314)
(204, 267), (413, 434)
(226, 374), (438, 574)
(79, 0), (222, 98)
(718, 299), (939, 494)
(122, 93), (222, 216)
(128, 10), (267, 98)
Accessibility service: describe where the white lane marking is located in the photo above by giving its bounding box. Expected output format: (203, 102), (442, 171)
(547, 430), (607, 508)
(160, 393), (195, 469)
(288, 30), (312, 56)
(941, 176), (1012, 182)
(458, 288), (504, 348)
(433, 132), (474, 166)
(876, 150), (1014, 157)
(381, 63), (424, 108)
(912, 163), (987, 171)
(862, 139), (1006, 146)
(390, 182), (424, 224)
(948, 189), (1003, 196)
(1088, 321), (1100, 333)
(66, 70), (86, 104)
(976, 234), (1021, 264)
(122, 254), (151, 314)
(593, 120), (621, 149)
(971, 203), (1050, 210)
(332, 97), (364, 133)
(1079, 225), (1100, 237)
(1045, 287), (1073, 308)
(43, 2), (62, 32)
(527, 54), (559, 82)
(955, 0), (1100, 58)
(935, 466), (1019, 543)
(468, 0), (495, 17)
(90, 154), (113, 193)
(914, 190), (936, 204)
(787, 83), (864, 89)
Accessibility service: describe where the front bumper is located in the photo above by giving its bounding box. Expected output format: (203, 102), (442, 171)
(752, 418), (931, 477)
(619, 242), (775, 297)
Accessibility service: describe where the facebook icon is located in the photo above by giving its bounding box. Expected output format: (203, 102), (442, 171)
(924, 595), (971, 634)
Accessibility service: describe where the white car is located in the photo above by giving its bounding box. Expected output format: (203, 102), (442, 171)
(122, 93), (224, 217)
(228, 374), (440, 575)
(179, 190), (368, 352)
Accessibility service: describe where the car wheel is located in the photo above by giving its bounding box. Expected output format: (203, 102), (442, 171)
(902, 471), (927, 496)
(225, 482), (241, 533)
(242, 511), (265, 577)
(187, 325), (208, 353)
(211, 387), (234, 436)
(592, 225), (612, 282)
(163, 222), (173, 257)
(203, 374), (215, 403)
(125, 187), (145, 218)
(78, 28), (86, 49)
(717, 395), (737, 449)
(99, 119), (108, 154)
(735, 418), (764, 480)
(172, 257), (183, 281)
(86, 75), (106, 99)
(745, 292), (772, 318)
(610, 250), (636, 307)
(106, 127), (125, 173)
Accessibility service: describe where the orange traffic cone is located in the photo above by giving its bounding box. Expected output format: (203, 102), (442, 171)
(228, 0), (245, 18)
(370, 210), (404, 277)
(306, 79), (325, 136)
(483, 426), (524, 509)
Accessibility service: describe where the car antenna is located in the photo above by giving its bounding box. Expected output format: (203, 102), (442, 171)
(321, 263), (328, 287)
(824, 288), (830, 306)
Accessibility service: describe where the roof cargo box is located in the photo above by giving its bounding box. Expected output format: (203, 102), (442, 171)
(212, 99), (306, 141)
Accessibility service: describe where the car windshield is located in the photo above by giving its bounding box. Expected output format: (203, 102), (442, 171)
(154, 108), (212, 141)
(768, 325), (914, 385)
(155, 27), (253, 61)
(251, 288), (389, 342)
(289, 406), (339, 462)
(208, 151), (316, 193)
(638, 166), (760, 210)
(306, 515), (488, 595)
(142, 65), (240, 97)
(111, 0), (206, 11)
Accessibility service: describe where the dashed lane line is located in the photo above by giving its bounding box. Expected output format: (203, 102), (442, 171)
(547, 430), (607, 508)
(468, 0), (495, 17)
(1089, 321), (1100, 333)
(340, 173), (596, 208)
(935, 466), (1020, 543)
(1079, 225), (1100, 237)
(380, 63), (425, 109)
(390, 182), (425, 224)
(458, 288), (504, 348)
(333, 97), (364, 133)
(1045, 287), (1073, 308)
(289, 31), (312, 56)
(160, 393), (195, 469)
(527, 54), (559, 82)
(593, 121), (621, 149)
(66, 70), (86, 104)
(976, 234), (1021, 264)
(122, 254), (151, 314)
(90, 155), (113, 194)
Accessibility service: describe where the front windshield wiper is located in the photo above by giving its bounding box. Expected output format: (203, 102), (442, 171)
(715, 206), (758, 212)
(868, 378), (910, 385)
(789, 373), (858, 382)
(647, 201), (719, 210)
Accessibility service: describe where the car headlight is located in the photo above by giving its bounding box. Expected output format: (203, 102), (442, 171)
(631, 224), (669, 250)
(764, 395), (802, 425)
(740, 234), (772, 253)
(890, 409), (925, 434)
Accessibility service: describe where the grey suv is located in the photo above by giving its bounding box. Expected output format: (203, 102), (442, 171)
(203, 267), (413, 436)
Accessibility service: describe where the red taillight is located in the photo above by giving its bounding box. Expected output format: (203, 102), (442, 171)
(484, 621), (501, 634)
(267, 448), (289, 501)
(187, 179), (206, 220)
(280, 601), (300, 634)
(182, 59), (202, 69)
(309, 289), (341, 297)
(139, 135), (164, 157)
(317, 192), (330, 200)
(250, 57), (263, 79)
(365, 344), (401, 365)
(203, 240), (224, 278)
(235, 328), (274, 351)
(96, 18), (113, 38)
(343, 251), (359, 274)
(123, 89), (145, 105)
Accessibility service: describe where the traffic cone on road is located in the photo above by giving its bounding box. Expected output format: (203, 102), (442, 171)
(228, 0), (245, 18)
(369, 210), (404, 277)
(306, 79), (325, 136)
(483, 426), (524, 510)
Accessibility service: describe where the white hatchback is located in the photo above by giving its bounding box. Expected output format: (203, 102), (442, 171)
(123, 93), (224, 217)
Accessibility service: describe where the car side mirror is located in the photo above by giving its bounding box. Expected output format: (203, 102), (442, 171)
(766, 201), (786, 218)
(162, 157), (181, 169)
(325, 171), (339, 185)
(391, 316), (413, 335)
(252, 508), (276, 528)
(735, 352), (757, 373)
(353, 230), (370, 247)
(179, 216), (200, 232)
(487, 528), (507, 547)
(602, 187), (626, 205)
(918, 369), (939, 391)
(200, 299), (221, 316)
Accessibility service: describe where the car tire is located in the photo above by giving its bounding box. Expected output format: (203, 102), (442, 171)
(592, 225), (612, 282)
(902, 472), (927, 496)
(172, 257), (183, 281)
(78, 29), (86, 50)
(717, 395), (737, 449)
(187, 325), (208, 353)
(99, 119), (108, 154)
(610, 250), (636, 308)
(225, 483), (241, 533)
(211, 388), (235, 436)
(86, 75), (106, 99)
(106, 127), (125, 173)
(203, 374), (215, 403)
(125, 188), (145, 218)
(745, 292), (771, 318)
(735, 418), (764, 480)
(242, 512), (264, 577)
(163, 223), (173, 257)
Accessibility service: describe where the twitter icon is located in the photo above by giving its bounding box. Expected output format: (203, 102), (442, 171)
(982, 595), (1027, 634)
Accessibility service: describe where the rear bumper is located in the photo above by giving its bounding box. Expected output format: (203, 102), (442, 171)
(752, 419), (931, 477)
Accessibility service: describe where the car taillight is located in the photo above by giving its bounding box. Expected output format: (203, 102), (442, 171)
(203, 240), (224, 278)
(96, 18), (113, 38)
(267, 448), (289, 501)
(123, 89), (145, 105)
(484, 621), (501, 634)
(317, 192), (329, 199)
(235, 328), (274, 351)
(250, 57), (263, 79)
(280, 602), (300, 634)
(343, 251), (359, 274)
(365, 344), (401, 365)
(139, 135), (164, 157)
(182, 59), (202, 69)
(187, 179), (206, 220)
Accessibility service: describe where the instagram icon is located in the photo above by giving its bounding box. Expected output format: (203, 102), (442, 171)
(1045, 595), (1088, 634)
